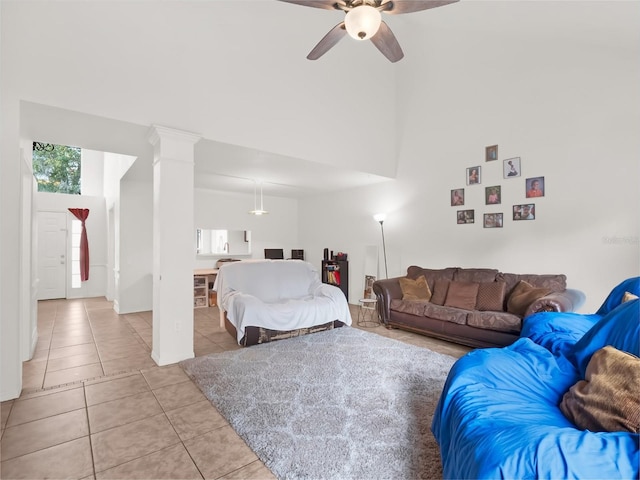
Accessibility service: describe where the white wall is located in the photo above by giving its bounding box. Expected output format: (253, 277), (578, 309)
(194, 188), (299, 268)
(81, 149), (105, 197)
(117, 180), (153, 314)
(2, 0), (639, 400)
(300, 1), (640, 312)
(103, 151), (139, 310)
(20, 145), (37, 362)
(1, 1), (396, 176)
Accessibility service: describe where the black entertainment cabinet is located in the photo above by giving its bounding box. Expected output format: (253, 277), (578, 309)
(321, 260), (349, 301)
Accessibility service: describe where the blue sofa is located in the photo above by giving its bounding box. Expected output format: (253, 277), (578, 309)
(431, 277), (640, 479)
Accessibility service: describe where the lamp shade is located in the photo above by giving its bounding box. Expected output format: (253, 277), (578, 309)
(345, 5), (382, 40)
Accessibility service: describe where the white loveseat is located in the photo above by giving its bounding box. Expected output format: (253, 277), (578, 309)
(214, 260), (352, 346)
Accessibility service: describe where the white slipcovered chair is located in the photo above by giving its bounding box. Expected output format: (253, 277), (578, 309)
(214, 260), (352, 346)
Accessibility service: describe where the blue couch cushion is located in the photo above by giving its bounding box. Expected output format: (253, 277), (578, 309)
(432, 338), (640, 479)
(432, 279), (640, 479)
(596, 276), (640, 315)
(570, 298), (640, 378)
(521, 310), (601, 358)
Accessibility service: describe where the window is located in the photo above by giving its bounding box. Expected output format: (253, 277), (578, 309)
(70, 219), (82, 288)
(32, 142), (81, 194)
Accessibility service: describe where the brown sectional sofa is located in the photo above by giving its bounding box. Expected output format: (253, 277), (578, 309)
(372, 266), (585, 348)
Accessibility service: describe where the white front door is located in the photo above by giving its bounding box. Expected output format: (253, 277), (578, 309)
(37, 211), (67, 300)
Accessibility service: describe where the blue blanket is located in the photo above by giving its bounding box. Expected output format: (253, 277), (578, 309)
(432, 279), (640, 479)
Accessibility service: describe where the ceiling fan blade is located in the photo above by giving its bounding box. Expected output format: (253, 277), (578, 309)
(370, 21), (404, 63)
(307, 22), (347, 60)
(381, 0), (459, 15)
(278, 0), (344, 11)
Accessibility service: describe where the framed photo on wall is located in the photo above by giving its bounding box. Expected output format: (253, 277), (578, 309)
(513, 204), (535, 221)
(457, 209), (475, 224)
(451, 188), (465, 206)
(483, 213), (503, 228)
(466, 166), (481, 185)
(485, 185), (501, 205)
(526, 176), (545, 198)
(503, 157), (521, 178)
(485, 145), (498, 161)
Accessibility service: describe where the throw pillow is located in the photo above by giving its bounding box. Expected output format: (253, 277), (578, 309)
(475, 281), (507, 311)
(506, 280), (551, 316)
(560, 346), (640, 433)
(444, 281), (480, 310)
(399, 275), (432, 301)
(430, 279), (451, 306)
(622, 291), (639, 303)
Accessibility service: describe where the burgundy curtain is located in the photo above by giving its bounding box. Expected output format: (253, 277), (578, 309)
(68, 208), (90, 281)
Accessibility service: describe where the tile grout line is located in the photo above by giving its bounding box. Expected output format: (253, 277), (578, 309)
(41, 302), (94, 391)
(39, 305), (54, 392)
(0, 401), (15, 444)
(20, 368), (148, 397)
(32, 304), (57, 392)
(82, 381), (98, 480)
(84, 300), (106, 380)
(141, 368), (215, 480)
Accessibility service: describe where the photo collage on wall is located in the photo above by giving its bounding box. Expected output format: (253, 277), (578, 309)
(450, 144), (545, 227)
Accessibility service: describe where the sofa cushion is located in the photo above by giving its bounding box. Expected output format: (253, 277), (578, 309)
(423, 302), (469, 325)
(570, 298), (640, 377)
(507, 280), (551, 316)
(560, 346), (640, 433)
(390, 299), (430, 317)
(454, 268), (498, 284)
(406, 266), (457, 293)
(475, 282), (507, 311)
(389, 300), (469, 325)
(444, 281), (480, 310)
(498, 273), (567, 299)
(596, 277), (640, 315)
(467, 311), (522, 333)
(430, 278), (451, 306)
(399, 275), (432, 301)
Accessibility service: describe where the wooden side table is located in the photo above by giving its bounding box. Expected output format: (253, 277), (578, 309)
(357, 298), (379, 328)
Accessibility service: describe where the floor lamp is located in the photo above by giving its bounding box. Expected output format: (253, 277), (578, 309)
(373, 213), (388, 279)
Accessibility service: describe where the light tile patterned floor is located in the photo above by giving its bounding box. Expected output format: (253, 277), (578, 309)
(0, 298), (470, 480)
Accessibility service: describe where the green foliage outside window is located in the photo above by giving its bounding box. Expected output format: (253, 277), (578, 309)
(32, 144), (81, 194)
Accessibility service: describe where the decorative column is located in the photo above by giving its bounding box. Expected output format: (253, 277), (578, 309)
(147, 125), (201, 366)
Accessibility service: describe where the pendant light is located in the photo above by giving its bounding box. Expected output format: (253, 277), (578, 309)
(248, 181), (269, 216)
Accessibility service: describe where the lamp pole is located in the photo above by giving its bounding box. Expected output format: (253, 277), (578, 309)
(379, 220), (388, 279)
(373, 214), (389, 279)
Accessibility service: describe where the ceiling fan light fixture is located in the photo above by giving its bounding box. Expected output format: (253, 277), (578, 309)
(345, 5), (381, 40)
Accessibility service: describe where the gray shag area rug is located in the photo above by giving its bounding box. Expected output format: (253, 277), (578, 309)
(181, 326), (456, 480)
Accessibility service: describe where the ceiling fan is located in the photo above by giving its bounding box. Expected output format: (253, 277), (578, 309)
(278, 0), (459, 63)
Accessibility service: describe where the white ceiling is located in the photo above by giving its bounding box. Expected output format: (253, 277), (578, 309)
(194, 139), (394, 198)
(14, 0), (638, 200)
